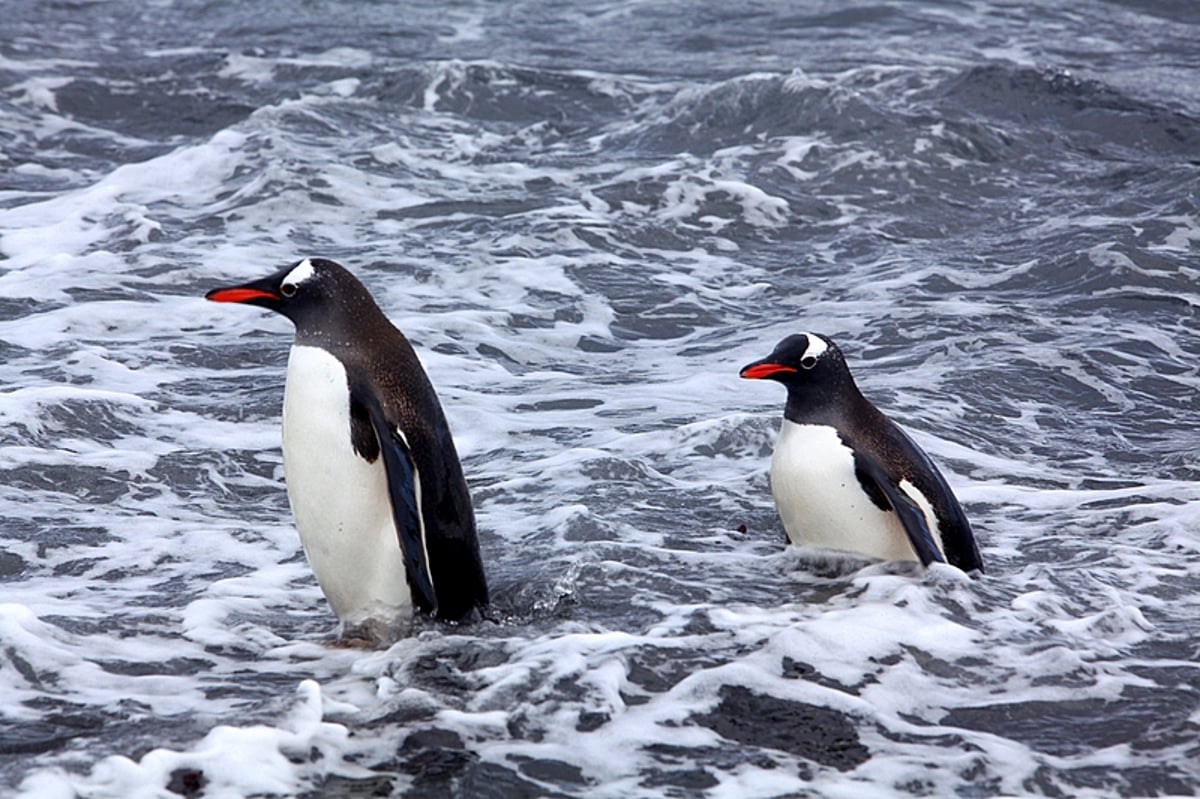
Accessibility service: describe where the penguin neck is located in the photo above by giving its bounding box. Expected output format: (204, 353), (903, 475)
(782, 381), (872, 427)
(292, 296), (396, 359)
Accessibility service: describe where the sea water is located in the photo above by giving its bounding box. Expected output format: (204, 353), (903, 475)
(2, 1), (1198, 796)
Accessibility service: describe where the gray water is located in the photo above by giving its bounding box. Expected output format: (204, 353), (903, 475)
(2, 1), (1199, 797)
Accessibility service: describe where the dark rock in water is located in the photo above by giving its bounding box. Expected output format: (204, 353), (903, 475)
(692, 685), (870, 772)
(166, 768), (205, 798)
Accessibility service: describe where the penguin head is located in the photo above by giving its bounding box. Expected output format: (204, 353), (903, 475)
(740, 332), (864, 414)
(206, 257), (379, 332)
(740, 333), (843, 383)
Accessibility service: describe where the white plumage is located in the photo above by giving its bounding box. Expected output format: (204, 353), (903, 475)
(770, 420), (944, 563)
(281, 344), (411, 629)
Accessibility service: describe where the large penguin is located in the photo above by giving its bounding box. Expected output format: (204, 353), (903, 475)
(206, 257), (488, 637)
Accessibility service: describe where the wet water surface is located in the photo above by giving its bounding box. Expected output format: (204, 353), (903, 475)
(2, 1), (1199, 796)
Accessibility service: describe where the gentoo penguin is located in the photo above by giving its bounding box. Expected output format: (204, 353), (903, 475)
(740, 333), (983, 572)
(205, 257), (488, 635)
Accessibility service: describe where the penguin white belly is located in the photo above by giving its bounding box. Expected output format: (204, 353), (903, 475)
(281, 345), (412, 629)
(769, 420), (939, 563)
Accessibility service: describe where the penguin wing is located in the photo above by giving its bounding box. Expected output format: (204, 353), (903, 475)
(854, 452), (947, 567)
(355, 389), (439, 614)
(892, 427), (984, 573)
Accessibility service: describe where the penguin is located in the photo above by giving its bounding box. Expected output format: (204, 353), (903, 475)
(205, 257), (488, 636)
(740, 333), (983, 572)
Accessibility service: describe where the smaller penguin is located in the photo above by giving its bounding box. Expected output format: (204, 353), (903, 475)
(206, 258), (488, 637)
(740, 333), (983, 572)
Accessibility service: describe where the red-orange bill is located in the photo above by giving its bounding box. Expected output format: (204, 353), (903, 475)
(205, 287), (278, 303)
(740, 363), (796, 380)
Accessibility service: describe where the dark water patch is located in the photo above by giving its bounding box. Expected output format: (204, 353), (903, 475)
(6, 646), (51, 688)
(147, 450), (285, 514)
(938, 64), (1200, 160)
(640, 764), (720, 793)
(0, 465), (133, 504)
(1019, 246), (1188, 300)
(35, 398), (148, 444)
(397, 727), (476, 792)
(625, 75), (885, 156)
(20, 524), (117, 560)
(691, 685), (870, 771)
(610, 301), (723, 341)
(0, 296), (65, 323)
(473, 342), (536, 374)
(515, 398), (604, 412)
(782, 657), (869, 696)
(402, 640), (513, 695)
(1109, 0), (1200, 24)
(51, 556), (110, 578)
(55, 74), (255, 141)
(356, 729), (579, 799)
(299, 773), (396, 799)
(942, 683), (1199, 757)
(513, 756), (588, 788)
(511, 304), (586, 332)
(578, 456), (664, 484)
(173, 335), (290, 376)
(157, 381), (283, 423)
(0, 714), (106, 756)
(458, 761), (574, 799)
(182, 336), (289, 372)
(572, 220), (698, 257)
(779, 5), (903, 32)
(404, 62), (634, 131)
(624, 646), (701, 697)
(31, 126), (175, 170)
(1061, 763), (1197, 799)
(378, 197), (556, 221)
(0, 550), (27, 579)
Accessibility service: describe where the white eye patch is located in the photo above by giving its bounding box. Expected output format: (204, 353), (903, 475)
(799, 332), (828, 362)
(281, 258), (317, 293)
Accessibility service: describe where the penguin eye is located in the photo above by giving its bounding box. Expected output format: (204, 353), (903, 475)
(800, 356), (818, 370)
(280, 282), (297, 298)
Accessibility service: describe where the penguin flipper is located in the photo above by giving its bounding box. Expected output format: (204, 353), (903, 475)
(356, 390), (439, 615)
(891, 428), (984, 573)
(855, 454), (946, 568)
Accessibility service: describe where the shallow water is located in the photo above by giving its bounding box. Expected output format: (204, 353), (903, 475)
(2, 1), (1199, 796)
